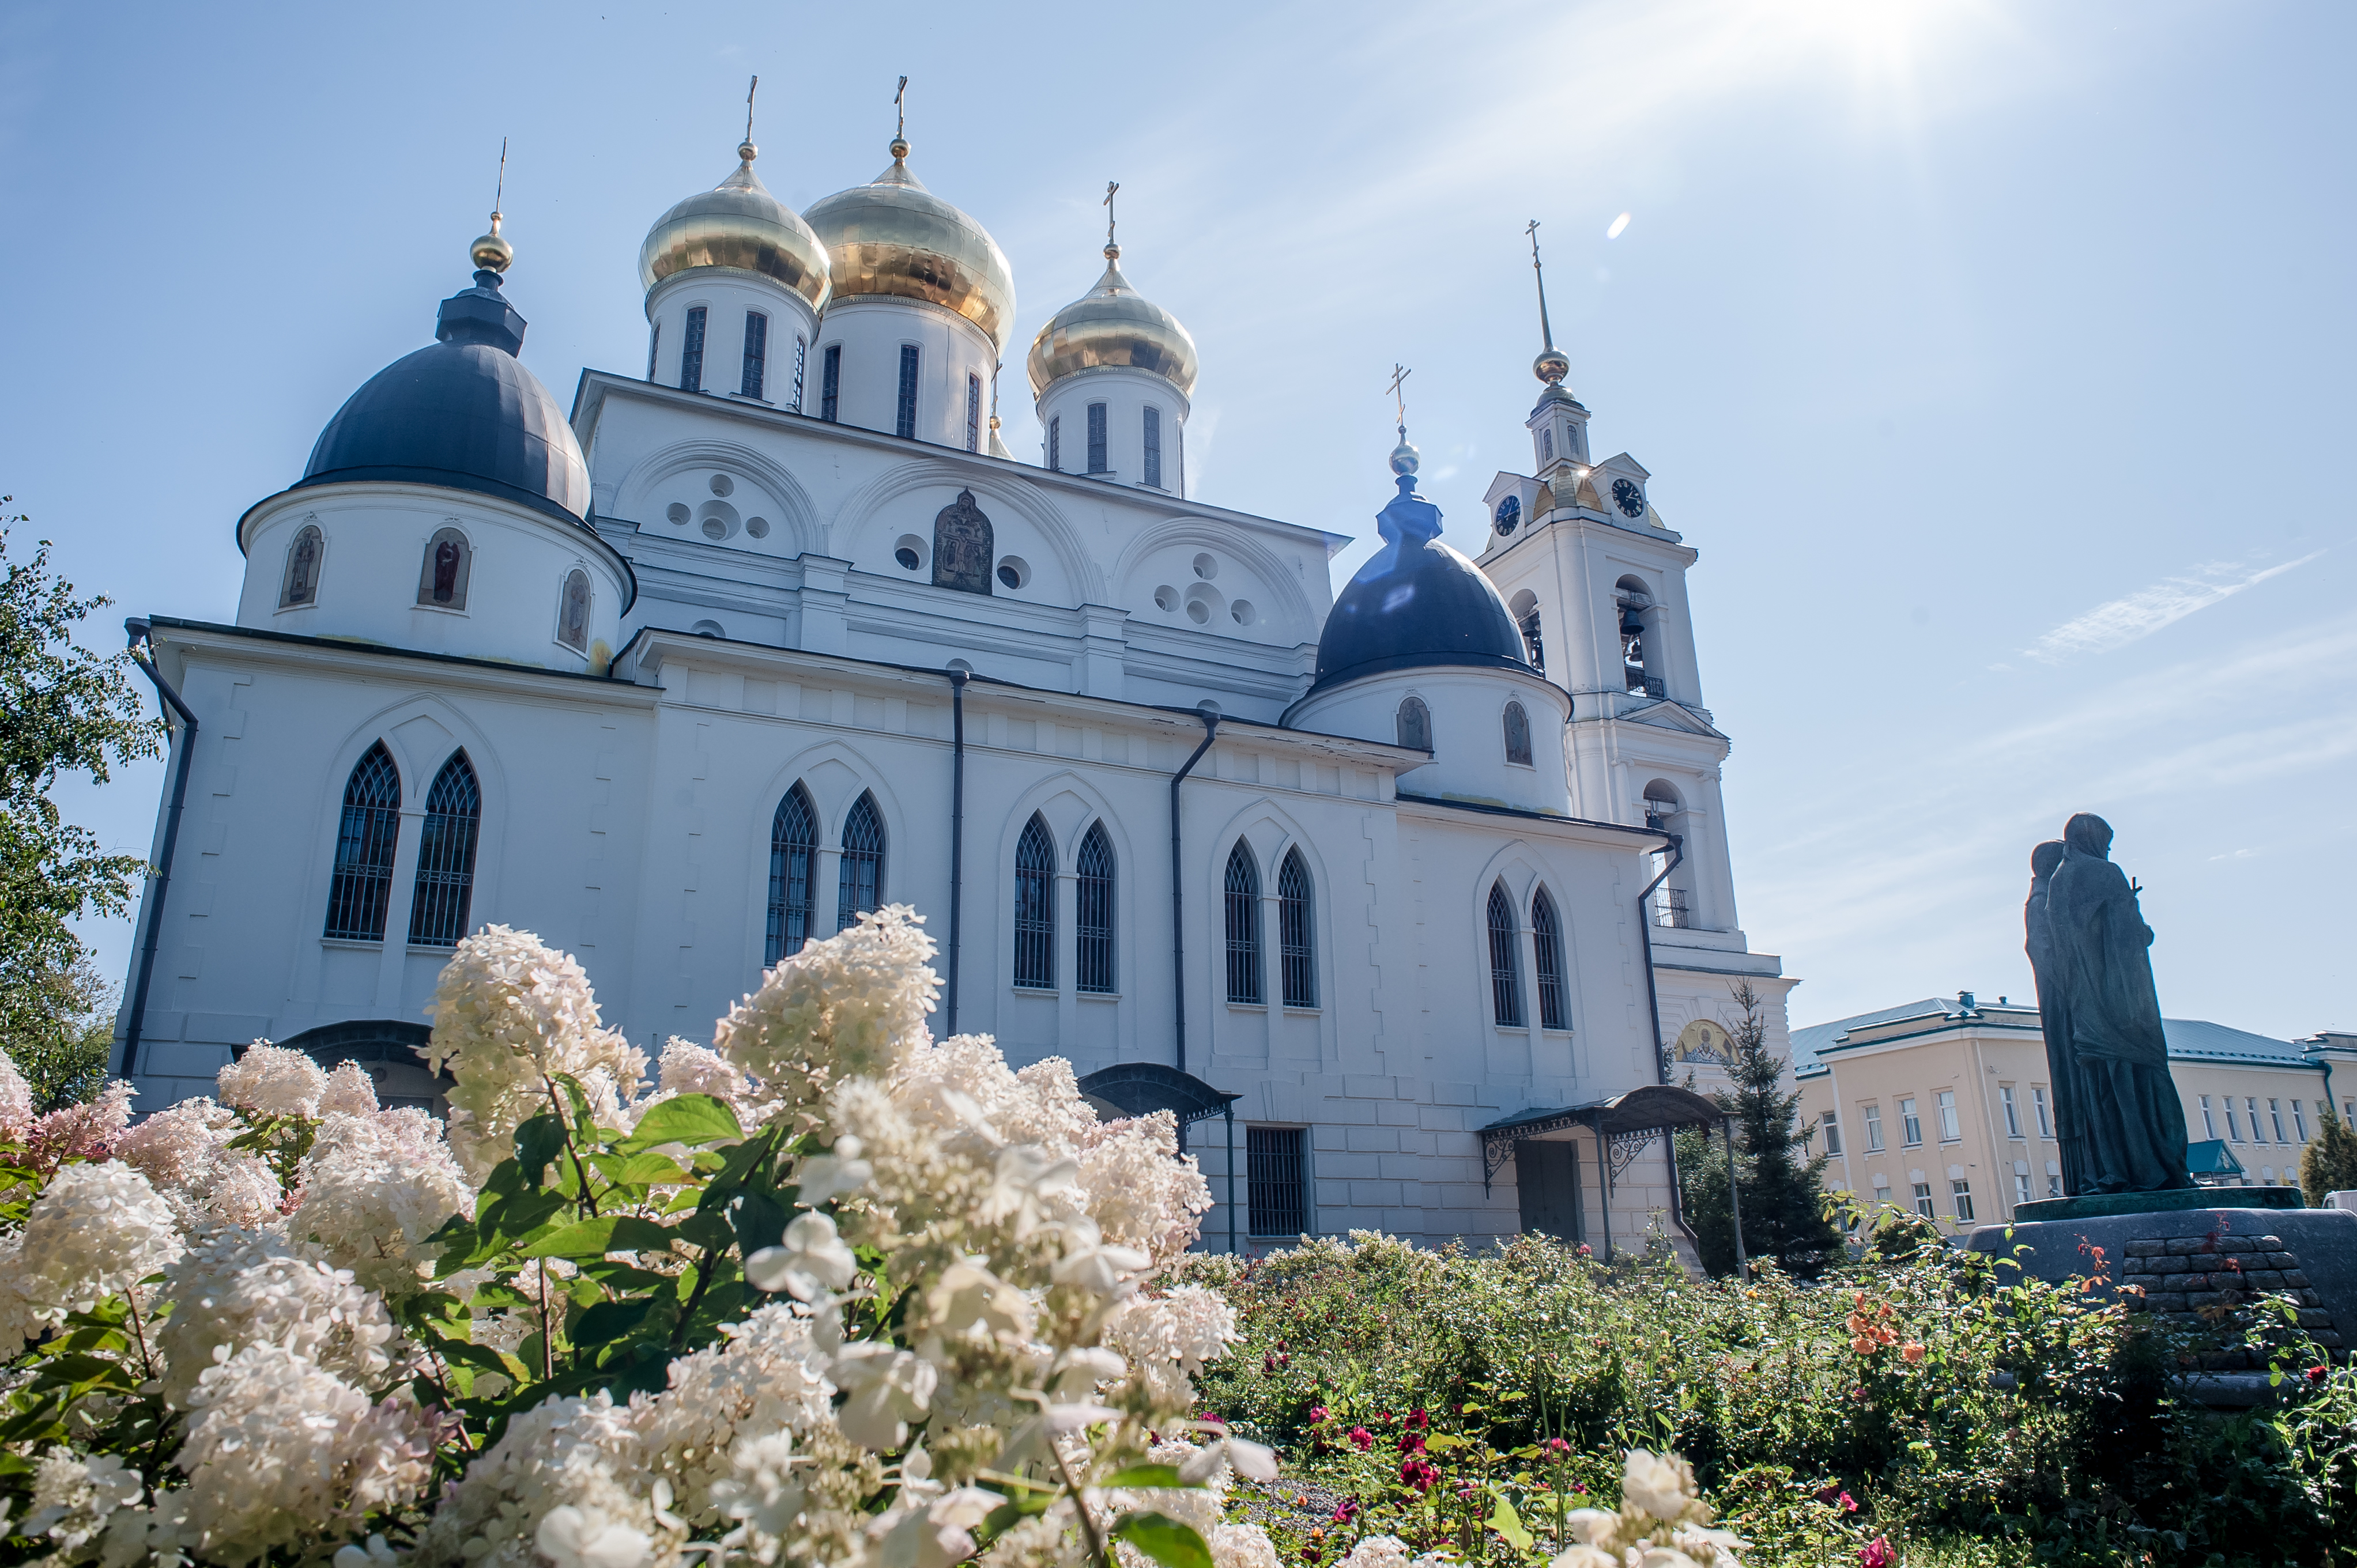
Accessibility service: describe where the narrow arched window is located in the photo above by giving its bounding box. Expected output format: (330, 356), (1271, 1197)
(1047, 414), (1061, 471)
(741, 310), (768, 399)
(966, 373), (983, 452)
(680, 305), (708, 392)
(792, 335), (808, 411)
(1487, 881), (1524, 1027)
(1503, 701), (1533, 766)
(766, 784), (817, 963)
(1277, 848), (1316, 1008)
(408, 751), (482, 947)
(1224, 842), (1262, 1004)
(323, 742), (401, 941)
(1532, 886), (1568, 1031)
(1144, 407), (1163, 488)
(837, 792), (886, 930)
(281, 523), (323, 608)
(820, 344), (842, 422)
(1014, 814), (1056, 989)
(647, 322), (661, 383)
(417, 527), (472, 611)
(1086, 402), (1109, 473)
(895, 345), (921, 439)
(1076, 822), (1115, 994)
(1396, 696), (1431, 751)
(556, 569), (592, 653)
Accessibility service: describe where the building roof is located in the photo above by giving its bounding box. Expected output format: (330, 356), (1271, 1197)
(1790, 996), (2318, 1076)
(1311, 469), (1528, 693)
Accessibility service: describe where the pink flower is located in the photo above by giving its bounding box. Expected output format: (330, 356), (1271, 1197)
(1397, 1431), (1427, 1456)
(2309, 1365), (2329, 1386)
(1545, 1438), (1572, 1459)
(1332, 1500), (1359, 1524)
(1308, 1405), (1330, 1422)
(1399, 1459), (1439, 1493)
(1405, 1408), (1430, 1430)
(1861, 1537), (1892, 1568)
(1839, 1492), (1858, 1514)
(1348, 1426), (1374, 1452)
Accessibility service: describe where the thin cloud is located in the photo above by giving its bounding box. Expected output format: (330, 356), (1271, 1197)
(2024, 551), (2323, 663)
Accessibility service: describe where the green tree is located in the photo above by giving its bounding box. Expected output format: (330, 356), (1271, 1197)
(0, 504), (161, 1091)
(2300, 1102), (2357, 1207)
(1675, 980), (1845, 1277)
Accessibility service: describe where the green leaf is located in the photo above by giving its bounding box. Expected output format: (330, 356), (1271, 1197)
(621, 1094), (745, 1152)
(521, 1215), (680, 1259)
(673, 1211), (737, 1253)
(1098, 1463), (1190, 1489)
(1488, 1495), (1534, 1552)
(611, 1151), (693, 1187)
(729, 1188), (789, 1257)
(514, 1114), (567, 1186)
(574, 1297), (658, 1347)
(1111, 1513), (1213, 1568)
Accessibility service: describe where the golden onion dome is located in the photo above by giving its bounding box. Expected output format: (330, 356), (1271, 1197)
(1025, 244), (1198, 398)
(639, 142), (831, 312)
(803, 139), (1017, 352)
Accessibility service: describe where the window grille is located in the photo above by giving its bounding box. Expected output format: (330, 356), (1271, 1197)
(1246, 1126), (1306, 1236)
(1653, 887), (1691, 929)
(323, 742), (401, 940)
(1223, 842), (1262, 1004)
(820, 345), (841, 422)
(1820, 1111), (1842, 1155)
(680, 306), (707, 392)
(2001, 1086), (2022, 1138)
(1076, 823), (1115, 993)
(1048, 415), (1061, 471)
(1487, 881), (1524, 1027)
(1277, 849), (1315, 1008)
(407, 751), (481, 947)
(1531, 887), (1567, 1030)
(766, 785), (817, 963)
(1013, 814), (1055, 989)
(793, 336), (807, 411)
(1144, 407), (1162, 487)
(741, 310), (768, 399)
(966, 373), (982, 452)
(1863, 1103), (1883, 1151)
(1395, 696), (1431, 750)
(1900, 1097), (1921, 1147)
(1519, 610), (1544, 673)
(1086, 402), (1108, 473)
(896, 345), (920, 439)
(647, 322), (661, 382)
(1503, 701), (1533, 766)
(836, 792), (885, 930)
(1951, 1180), (1974, 1222)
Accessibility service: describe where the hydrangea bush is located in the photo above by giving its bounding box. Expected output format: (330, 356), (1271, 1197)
(0, 908), (1288, 1568)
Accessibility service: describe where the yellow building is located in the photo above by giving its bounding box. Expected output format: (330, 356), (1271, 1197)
(1791, 995), (2354, 1232)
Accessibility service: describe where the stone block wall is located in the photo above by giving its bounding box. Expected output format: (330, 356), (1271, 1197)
(2117, 1224), (2345, 1368)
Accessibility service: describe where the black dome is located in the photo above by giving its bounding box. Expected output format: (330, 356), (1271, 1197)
(1311, 474), (1529, 693)
(295, 272), (591, 524)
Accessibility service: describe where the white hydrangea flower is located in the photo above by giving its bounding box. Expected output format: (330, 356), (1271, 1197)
(154, 1229), (399, 1408)
(318, 1060), (382, 1117)
(218, 1042), (330, 1119)
(829, 1342), (938, 1450)
(656, 1036), (751, 1101)
(408, 1389), (653, 1568)
(22, 1448), (146, 1554)
(291, 1109), (474, 1297)
(636, 1302), (835, 1524)
(1102, 1286), (1240, 1406)
(18, 1162), (184, 1321)
(1212, 1524), (1284, 1568)
(0, 1233), (36, 1358)
(715, 905), (939, 1123)
(746, 1211), (858, 1302)
(1080, 1112), (1212, 1266)
(115, 1096), (288, 1234)
(423, 926), (647, 1180)
(1338, 1537), (1412, 1568)
(0, 1046), (36, 1143)
(175, 1341), (435, 1565)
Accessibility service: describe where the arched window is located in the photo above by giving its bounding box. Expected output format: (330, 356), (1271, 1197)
(1076, 822), (1115, 994)
(1048, 414), (1061, 471)
(836, 792), (886, 930)
(1086, 402), (1109, 473)
(1487, 881), (1524, 1027)
(323, 743), (401, 941)
(966, 373), (983, 452)
(556, 569), (592, 653)
(820, 344), (842, 422)
(1396, 696), (1432, 751)
(680, 305), (708, 392)
(1643, 783), (1690, 928)
(1503, 701), (1533, 766)
(896, 345), (921, 439)
(792, 335), (808, 411)
(408, 751), (482, 947)
(1144, 407), (1163, 488)
(1532, 886), (1568, 1030)
(741, 310), (768, 399)
(1224, 842), (1262, 1004)
(417, 527), (472, 611)
(647, 322), (661, 382)
(281, 523), (323, 609)
(1617, 576), (1657, 696)
(1014, 814), (1056, 989)
(766, 784), (817, 963)
(1277, 848), (1316, 1008)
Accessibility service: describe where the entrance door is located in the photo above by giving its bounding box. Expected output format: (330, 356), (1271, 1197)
(1515, 1139), (1583, 1242)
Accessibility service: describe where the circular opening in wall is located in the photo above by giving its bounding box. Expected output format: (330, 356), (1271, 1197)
(666, 502), (690, 526)
(708, 474), (734, 497)
(894, 534), (927, 572)
(1186, 600), (1210, 625)
(1184, 583), (1223, 626)
(1153, 584), (1178, 612)
(697, 500), (740, 541)
(995, 556), (1031, 591)
(745, 516), (770, 539)
(1192, 552), (1217, 580)
(1231, 599), (1256, 626)
(703, 517), (728, 539)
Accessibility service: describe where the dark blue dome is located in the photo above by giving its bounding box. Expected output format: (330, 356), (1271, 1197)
(295, 273), (590, 523)
(1311, 474), (1529, 693)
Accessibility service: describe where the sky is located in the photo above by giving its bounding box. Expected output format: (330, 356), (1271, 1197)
(3, 0), (2350, 1041)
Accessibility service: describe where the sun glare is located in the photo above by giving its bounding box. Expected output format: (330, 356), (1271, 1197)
(1606, 212), (1632, 239)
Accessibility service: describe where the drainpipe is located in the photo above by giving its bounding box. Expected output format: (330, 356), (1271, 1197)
(1226, 1105), (1238, 1256)
(945, 669), (968, 1036)
(120, 619), (198, 1080)
(1636, 831), (1703, 1257)
(1168, 712), (1219, 1076)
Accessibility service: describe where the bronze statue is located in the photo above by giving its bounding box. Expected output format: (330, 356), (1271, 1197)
(2037, 813), (2192, 1195)
(2022, 839), (2087, 1194)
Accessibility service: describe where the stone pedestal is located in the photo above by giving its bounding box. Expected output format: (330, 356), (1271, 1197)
(1966, 1205), (2357, 1369)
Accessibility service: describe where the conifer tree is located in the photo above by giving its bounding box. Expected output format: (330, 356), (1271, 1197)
(2299, 1103), (2357, 1208)
(1676, 980), (1843, 1276)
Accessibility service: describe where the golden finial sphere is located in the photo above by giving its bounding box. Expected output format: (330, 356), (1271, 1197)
(1533, 345), (1570, 385)
(1389, 437), (1421, 477)
(472, 226), (514, 274)
(738, 140), (758, 163)
(889, 137), (910, 160)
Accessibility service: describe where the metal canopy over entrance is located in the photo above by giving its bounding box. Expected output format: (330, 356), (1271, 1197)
(1076, 1063), (1246, 1255)
(1480, 1083), (1744, 1271)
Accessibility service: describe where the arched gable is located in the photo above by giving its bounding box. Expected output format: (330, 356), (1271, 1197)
(1110, 517), (1321, 644)
(831, 459), (1105, 604)
(610, 439), (822, 558)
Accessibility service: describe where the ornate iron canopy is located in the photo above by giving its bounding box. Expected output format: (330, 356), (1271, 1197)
(1477, 1083), (1725, 1191)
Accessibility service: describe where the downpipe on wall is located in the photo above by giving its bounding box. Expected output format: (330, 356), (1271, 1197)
(119, 619), (198, 1081)
(1168, 712), (1219, 1079)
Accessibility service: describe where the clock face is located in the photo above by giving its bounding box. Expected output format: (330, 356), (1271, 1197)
(1494, 495), (1521, 534)
(1612, 477), (1646, 517)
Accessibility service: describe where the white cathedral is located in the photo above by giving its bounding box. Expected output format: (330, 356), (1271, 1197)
(112, 116), (1792, 1258)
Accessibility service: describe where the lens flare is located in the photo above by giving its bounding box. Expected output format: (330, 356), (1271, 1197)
(1606, 212), (1632, 239)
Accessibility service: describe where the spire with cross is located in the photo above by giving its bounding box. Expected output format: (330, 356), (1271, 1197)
(740, 74), (759, 162)
(1526, 218), (1572, 387)
(1104, 181), (1120, 258)
(1386, 363), (1419, 479)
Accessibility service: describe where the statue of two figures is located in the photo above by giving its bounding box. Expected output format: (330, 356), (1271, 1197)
(2024, 814), (2194, 1196)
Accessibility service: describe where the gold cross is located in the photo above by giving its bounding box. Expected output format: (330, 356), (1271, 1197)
(1104, 181), (1119, 247)
(894, 75), (908, 139)
(1386, 363), (1412, 431)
